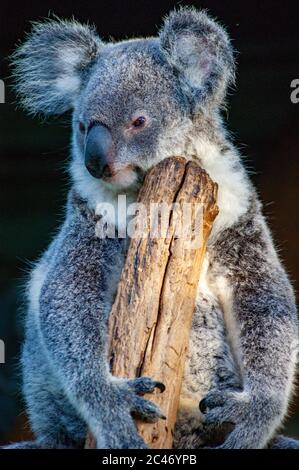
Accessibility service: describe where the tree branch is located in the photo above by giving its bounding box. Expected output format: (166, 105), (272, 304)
(86, 157), (218, 449)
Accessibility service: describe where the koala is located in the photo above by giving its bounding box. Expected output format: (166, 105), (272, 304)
(5, 7), (299, 449)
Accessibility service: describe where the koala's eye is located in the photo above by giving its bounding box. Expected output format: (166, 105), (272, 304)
(79, 122), (86, 133)
(132, 116), (146, 128)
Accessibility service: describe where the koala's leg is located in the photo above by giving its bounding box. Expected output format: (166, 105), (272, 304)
(268, 435), (299, 449)
(2, 441), (78, 449)
(19, 327), (87, 449)
(199, 202), (299, 449)
(2, 442), (46, 449)
(3, 355), (86, 449)
(33, 201), (164, 449)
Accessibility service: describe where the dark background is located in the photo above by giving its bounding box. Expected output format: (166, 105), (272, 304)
(0, 0), (298, 444)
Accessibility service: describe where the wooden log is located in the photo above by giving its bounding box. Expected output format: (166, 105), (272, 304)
(86, 157), (218, 449)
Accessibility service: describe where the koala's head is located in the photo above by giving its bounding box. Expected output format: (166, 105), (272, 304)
(13, 7), (234, 191)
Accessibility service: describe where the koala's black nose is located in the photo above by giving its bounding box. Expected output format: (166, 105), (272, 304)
(84, 124), (113, 179)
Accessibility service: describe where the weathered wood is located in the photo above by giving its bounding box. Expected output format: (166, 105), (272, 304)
(86, 157), (218, 449)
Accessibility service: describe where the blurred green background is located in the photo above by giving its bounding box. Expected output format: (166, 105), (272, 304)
(0, 0), (299, 444)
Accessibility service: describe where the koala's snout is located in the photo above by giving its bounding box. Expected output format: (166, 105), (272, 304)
(84, 123), (114, 179)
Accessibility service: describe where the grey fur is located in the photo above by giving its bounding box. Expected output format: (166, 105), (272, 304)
(6, 7), (298, 449)
(11, 18), (103, 115)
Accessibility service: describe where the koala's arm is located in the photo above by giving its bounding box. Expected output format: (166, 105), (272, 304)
(202, 198), (298, 448)
(37, 200), (163, 448)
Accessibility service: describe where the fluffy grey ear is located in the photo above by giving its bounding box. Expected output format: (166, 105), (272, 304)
(11, 18), (103, 115)
(159, 7), (235, 108)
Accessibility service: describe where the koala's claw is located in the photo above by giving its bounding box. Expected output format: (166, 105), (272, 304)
(199, 388), (283, 448)
(199, 389), (247, 426)
(131, 396), (166, 423)
(115, 377), (166, 424)
(199, 390), (227, 413)
(153, 381), (166, 393)
(127, 377), (166, 395)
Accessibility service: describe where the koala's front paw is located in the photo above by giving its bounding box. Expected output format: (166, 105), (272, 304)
(121, 376), (166, 423)
(95, 376), (166, 449)
(199, 388), (281, 449)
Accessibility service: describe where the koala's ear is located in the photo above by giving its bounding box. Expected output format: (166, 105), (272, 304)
(11, 18), (103, 115)
(159, 7), (235, 108)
